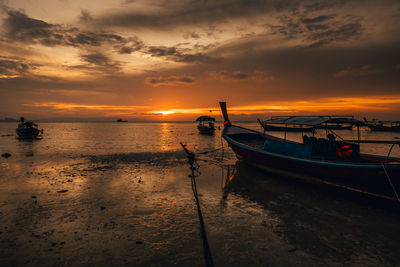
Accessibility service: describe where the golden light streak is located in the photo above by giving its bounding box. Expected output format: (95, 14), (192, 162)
(149, 96), (400, 116)
(158, 110), (174, 115)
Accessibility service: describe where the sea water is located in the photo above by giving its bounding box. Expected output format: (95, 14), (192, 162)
(0, 122), (399, 266)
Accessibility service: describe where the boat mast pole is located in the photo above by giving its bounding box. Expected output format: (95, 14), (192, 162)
(219, 102), (231, 127)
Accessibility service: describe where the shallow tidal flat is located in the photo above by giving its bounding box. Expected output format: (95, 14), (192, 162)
(0, 122), (400, 266)
(1, 152), (400, 266)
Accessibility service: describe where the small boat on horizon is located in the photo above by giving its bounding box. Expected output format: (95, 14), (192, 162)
(220, 102), (400, 201)
(196, 116), (216, 135)
(16, 117), (43, 140)
(117, 119), (128, 122)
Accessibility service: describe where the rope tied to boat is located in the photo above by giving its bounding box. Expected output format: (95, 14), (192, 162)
(381, 142), (400, 203)
(381, 163), (400, 203)
(180, 142), (214, 267)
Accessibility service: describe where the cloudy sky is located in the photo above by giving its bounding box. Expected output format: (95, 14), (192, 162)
(0, 0), (399, 121)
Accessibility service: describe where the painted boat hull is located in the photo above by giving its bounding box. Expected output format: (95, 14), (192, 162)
(16, 127), (42, 140)
(197, 125), (215, 134)
(223, 125), (400, 200)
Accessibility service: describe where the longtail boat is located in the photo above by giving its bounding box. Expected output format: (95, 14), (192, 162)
(220, 102), (400, 201)
(363, 118), (400, 132)
(196, 116), (216, 135)
(258, 115), (354, 132)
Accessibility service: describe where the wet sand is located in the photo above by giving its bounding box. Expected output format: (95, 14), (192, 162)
(1, 148), (400, 266)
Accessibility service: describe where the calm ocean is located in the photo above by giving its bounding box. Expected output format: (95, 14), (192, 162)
(1, 121), (399, 157)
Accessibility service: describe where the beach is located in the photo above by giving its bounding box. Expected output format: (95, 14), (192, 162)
(1, 122), (400, 266)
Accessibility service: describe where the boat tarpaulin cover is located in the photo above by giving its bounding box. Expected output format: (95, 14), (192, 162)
(196, 116), (215, 122)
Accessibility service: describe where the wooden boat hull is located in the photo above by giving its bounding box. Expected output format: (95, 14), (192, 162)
(223, 125), (400, 201)
(197, 125), (215, 134)
(16, 127), (42, 140)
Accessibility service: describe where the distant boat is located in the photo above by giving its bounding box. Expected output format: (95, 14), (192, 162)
(363, 118), (400, 132)
(117, 119), (128, 122)
(258, 115), (355, 132)
(196, 116), (215, 134)
(220, 102), (400, 201)
(16, 117), (43, 140)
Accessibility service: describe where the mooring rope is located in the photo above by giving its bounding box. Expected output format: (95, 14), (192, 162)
(180, 142), (214, 267)
(381, 142), (400, 203)
(381, 163), (400, 203)
(386, 142), (400, 162)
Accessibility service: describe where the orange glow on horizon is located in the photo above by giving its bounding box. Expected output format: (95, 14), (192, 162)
(21, 95), (400, 120)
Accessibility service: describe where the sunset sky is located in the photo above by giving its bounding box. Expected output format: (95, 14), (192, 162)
(0, 0), (399, 121)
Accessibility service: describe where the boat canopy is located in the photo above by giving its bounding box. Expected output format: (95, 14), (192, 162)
(263, 115), (355, 126)
(196, 116), (215, 122)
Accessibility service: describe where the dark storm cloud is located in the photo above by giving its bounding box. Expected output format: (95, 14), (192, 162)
(1, 9), (142, 52)
(147, 45), (216, 63)
(205, 37), (400, 98)
(92, 0), (356, 30)
(334, 65), (383, 78)
(303, 1), (346, 12)
(0, 56), (31, 76)
(145, 75), (196, 86)
(3, 9), (64, 45)
(69, 32), (124, 46)
(301, 15), (333, 24)
(81, 52), (111, 66)
(95, 0), (282, 28)
(209, 70), (248, 80)
(71, 52), (122, 73)
(267, 13), (363, 47)
(306, 23), (363, 48)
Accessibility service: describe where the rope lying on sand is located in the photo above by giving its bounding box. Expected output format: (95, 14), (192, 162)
(180, 142), (214, 267)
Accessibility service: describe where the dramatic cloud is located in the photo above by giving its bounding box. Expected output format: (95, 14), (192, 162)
(208, 70), (275, 82)
(2, 9), (141, 50)
(0, 56), (32, 78)
(267, 13), (363, 48)
(0, 0), (400, 120)
(334, 65), (383, 79)
(145, 75), (196, 86)
(3, 9), (64, 45)
(301, 15), (334, 24)
(95, 0), (278, 29)
(208, 70), (248, 81)
(147, 46), (216, 63)
(67, 52), (123, 73)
